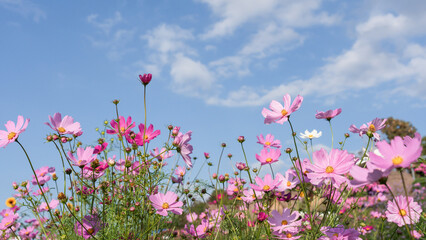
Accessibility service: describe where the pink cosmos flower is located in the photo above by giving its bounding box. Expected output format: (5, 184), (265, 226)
(173, 131), (194, 168)
(276, 169), (300, 192)
(241, 189), (264, 204)
(268, 208), (302, 234)
(68, 147), (97, 167)
(262, 94), (303, 124)
(107, 116), (135, 136)
(133, 124), (161, 146)
(74, 214), (104, 239)
(250, 174), (282, 192)
(0, 216), (15, 231)
(186, 213), (198, 223)
(315, 108), (342, 121)
(0, 116), (29, 148)
(82, 160), (109, 180)
(93, 142), (108, 154)
(19, 225), (38, 239)
(45, 113), (81, 135)
(151, 147), (173, 162)
(349, 118), (386, 141)
(139, 73), (152, 85)
(318, 225), (360, 240)
(256, 148), (281, 165)
(305, 149), (355, 188)
(149, 191), (183, 216)
(174, 166), (186, 177)
(37, 199), (59, 212)
(369, 135), (422, 171)
(184, 219), (210, 238)
(31, 166), (55, 186)
(257, 134), (281, 148)
(385, 195), (422, 227)
(349, 162), (387, 189)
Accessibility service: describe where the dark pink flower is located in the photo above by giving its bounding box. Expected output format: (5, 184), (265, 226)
(262, 94), (303, 124)
(134, 124), (161, 146)
(0, 115), (29, 148)
(107, 116), (135, 136)
(45, 113), (81, 135)
(139, 73), (152, 85)
(93, 142), (108, 154)
(315, 108), (342, 121)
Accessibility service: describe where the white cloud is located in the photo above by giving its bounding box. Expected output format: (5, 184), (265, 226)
(87, 12), (122, 35)
(142, 24), (194, 54)
(170, 54), (216, 96)
(87, 12), (135, 61)
(0, 0), (46, 22)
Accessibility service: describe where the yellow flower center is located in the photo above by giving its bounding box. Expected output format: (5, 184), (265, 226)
(120, 127), (125, 133)
(263, 185), (270, 191)
(308, 134), (314, 138)
(180, 172), (184, 177)
(266, 158), (272, 163)
(233, 188), (239, 193)
(144, 135), (149, 140)
(281, 220), (288, 225)
(265, 141), (271, 145)
(325, 166), (334, 173)
(368, 124), (376, 132)
(252, 194), (256, 199)
(162, 202), (169, 209)
(287, 181), (291, 187)
(286, 233), (292, 238)
(58, 127), (66, 133)
(281, 109), (288, 116)
(87, 228), (95, 234)
(7, 132), (16, 140)
(333, 233), (339, 237)
(392, 156), (403, 165)
(399, 209), (407, 216)
(300, 191), (305, 198)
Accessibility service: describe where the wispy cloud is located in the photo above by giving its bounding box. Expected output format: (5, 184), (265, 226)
(87, 12), (135, 61)
(0, 0), (46, 22)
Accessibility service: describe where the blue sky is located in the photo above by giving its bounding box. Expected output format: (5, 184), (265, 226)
(1, 0), (425, 203)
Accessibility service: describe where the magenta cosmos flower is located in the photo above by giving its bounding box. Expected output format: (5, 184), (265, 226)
(68, 147), (97, 167)
(256, 148), (281, 165)
(107, 116), (135, 136)
(133, 123), (161, 146)
(386, 195), (422, 227)
(315, 108), (342, 121)
(305, 149), (355, 188)
(0, 116), (29, 148)
(139, 73), (152, 85)
(268, 208), (302, 234)
(149, 191), (183, 216)
(369, 135), (422, 171)
(257, 134), (281, 148)
(262, 94), (303, 124)
(45, 112), (81, 135)
(250, 174), (282, 192)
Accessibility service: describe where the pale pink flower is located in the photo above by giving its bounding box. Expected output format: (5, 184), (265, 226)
(19, 225), (38, 239)
(262, 94), (303, 124)
(174, 166), (186, 177)
(106, 116), (135, 136)
(45, 113), (81, 135)
(257, 134), (281, 148)
(268, 209), (302, 234)
(305, 149), (355, 188)
(0, 116), (29, 148)
(256, 148), (281, 165)
(38, 199), (59, 212)
(349, 162), (387, 189)
(0, 216), (15, 231)
(411, 230), (423, 239)
(315, 108), (342, 121)
(173, 131), (193, 168)
(186, 212), (198, 223)
(318, 225), (360, 240)
(241, 189), (264, 203)
(385, 195), (422, 227)
(250, 174), (282, 192)
(149, 191), (183, 216)
(151, 147), (173, 162)
(276, 169), (300, 192)
(68, 147), (97, 167)
(31, 166), (54, 186)
(349, 118), (386, 141)
(370, 135), (422, 171)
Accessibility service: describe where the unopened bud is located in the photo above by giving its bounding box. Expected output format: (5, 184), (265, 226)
(238, 136), (245, 143)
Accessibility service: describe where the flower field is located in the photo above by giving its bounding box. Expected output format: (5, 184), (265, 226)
(0, 74), (424, 239)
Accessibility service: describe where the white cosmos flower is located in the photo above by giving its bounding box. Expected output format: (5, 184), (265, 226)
(300, 129), (322, 139)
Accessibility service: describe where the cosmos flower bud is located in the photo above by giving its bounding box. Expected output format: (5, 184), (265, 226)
(212, 173), (217, 179)
(218, 175), (225, 182)
(139, 73), (152, 86)
(238, 136), (245, 143)
(204, 152), (210, 159)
